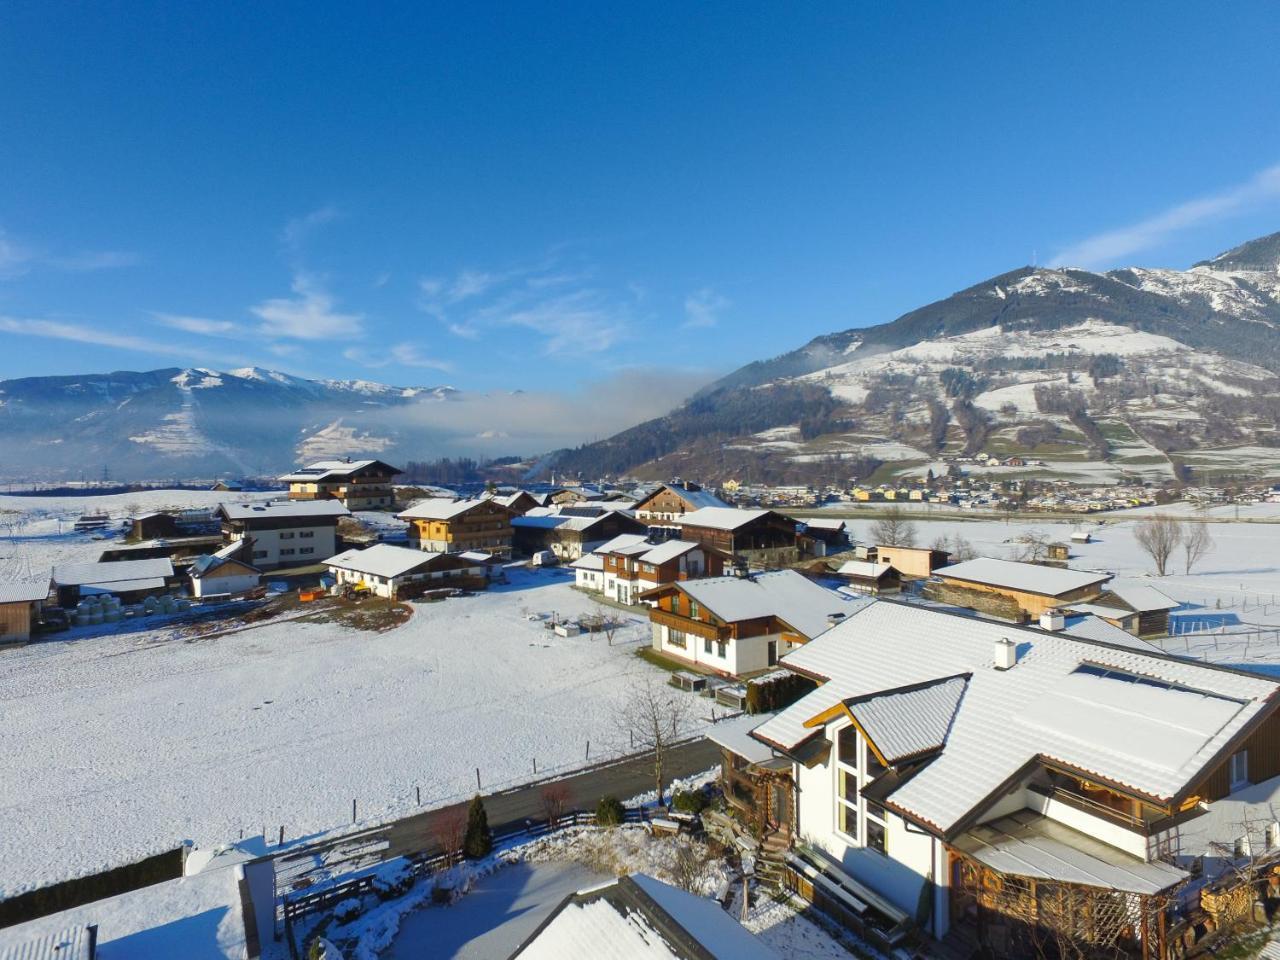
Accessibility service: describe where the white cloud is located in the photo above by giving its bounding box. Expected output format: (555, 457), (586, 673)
(0, 227), (139, 279)
(344, 342), (452, 372)
(152, 312), (247, 337)
(683, 287), (730, 328)
(1051, 162), (1280, 269)
(251, 273), (364, 340)
(0, 314), (231, 361)
(281, 206), (339, 259)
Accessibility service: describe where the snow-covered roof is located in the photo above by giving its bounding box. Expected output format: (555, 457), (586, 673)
(592, 533), (651, 556)
(935, 558), (1111, 597)
(802, 517), (847, 531)
(706, 712), (779, 765)
(52, 558), (174, 587)
(952, 811), (1187, 895)
(0, 925), (95, 960)
(570, 554), (604, 572)
(396, 497), (490, 521)
(637, 485), (731, 512)
(836, 560), (893, 580)
(278, 459), (400, 481)
(675, 571), (859, 639)
(676, 507), (772, 531)
(190, 543), (259, 578)
(325, 544), (454, 579)
(219, 500), (349, 521)
(751, 600), (1280, 833)
(637, 540), (700, 565)
(1108, 584), (1180, 613)
(513, 873), (778, 960)
(847, 676), (969, 764)
(512, 514), (612, 533)
(0, 577), (51, 603)
(1059, 614), (1162, 653)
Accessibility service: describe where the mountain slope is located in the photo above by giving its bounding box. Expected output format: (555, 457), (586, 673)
(553, 231), (1280, 485)
(0, 367), (456, 480)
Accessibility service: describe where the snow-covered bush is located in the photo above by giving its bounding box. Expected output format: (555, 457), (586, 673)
(371, 860), (415, 901)
(596, 795), (625, 827)
(333, 897), (362, 924)
(308, 937), (344, 960)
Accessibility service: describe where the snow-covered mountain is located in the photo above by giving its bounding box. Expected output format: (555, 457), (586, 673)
(0, 367), (458, 481)
(553, 231), (1280, 485)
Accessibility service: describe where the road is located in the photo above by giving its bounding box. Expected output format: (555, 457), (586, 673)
(278, 737), (722, 886)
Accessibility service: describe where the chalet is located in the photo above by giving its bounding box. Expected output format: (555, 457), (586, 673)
(216, 500), (349, 570)
(596, 535), (728, 606)
(643, 570), (856, 676)
(835, 560), (901, 596)
(188, 544), (261, 598)
(931, 557), (1112, 621)
(0, 577), (51, 645)
(873, 544), (949, 579)
(278, 458), (403, 510)
(1071, 584), (1180, 639)
(52, 558), (174, 606)
(325, 543), (485, 598)
(398, 498), (513, 556)
(675, 507), (798, 565)
(510, 872), (779, 960)
(631, 481), (730, 531)
(721, 601), (1280, 958)
(485, 489), (543, 516)
(209, 479), (244, 492)
(511, 511), (646, 561)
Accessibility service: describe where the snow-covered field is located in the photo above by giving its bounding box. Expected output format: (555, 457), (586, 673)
(0, 548), (711, 897)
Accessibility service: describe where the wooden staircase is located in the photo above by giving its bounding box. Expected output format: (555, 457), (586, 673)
(754, 829), (791, 888)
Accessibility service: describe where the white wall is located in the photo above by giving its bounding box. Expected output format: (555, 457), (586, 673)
(650, 622), (777, 677)
(230, 524), (334, 569)
(575, 568), (602, 591)
(190, 571), (259, 597)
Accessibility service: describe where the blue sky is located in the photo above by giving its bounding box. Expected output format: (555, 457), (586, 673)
(2, 2), (1280, 404)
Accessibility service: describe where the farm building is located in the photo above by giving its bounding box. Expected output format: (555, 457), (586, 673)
(929, 556), (1112, 621)
(873, 543), (950, 579)
(511, 510), (646, 561)
(51, 558), (174, 606)
(398, 498), (514, 556)
(631, 481), (730, 532)
(675, 507), (798, 565)
(835, 560), (901, 595)
(324, 543), (486, 598)
(0, 577), (52, 646)
(188, 544), (261, 598)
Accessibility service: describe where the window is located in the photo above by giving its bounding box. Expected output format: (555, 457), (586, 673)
(280, 531), (294, 539)
(866, 750), (887, 781)
(253, 550), (267, 559)
(716, 640), (726, 658)
(704, 637), (713, 654)
(835, 726), (859, 842)
(300, 530), (314, 538)
(1230, 750), (1250, 789)
(837, 726), (858, 768)
(300, 548), (314, 555)
(866, 818), (887, 854)
(690, 599), (700, 619)
(280, 548), (295, 556)
(668, 629), (687, 649)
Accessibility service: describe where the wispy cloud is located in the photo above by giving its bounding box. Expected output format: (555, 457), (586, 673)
(683, 287), (730, 328)
(344, 342), (452, 372)
(152, 312), (248, 338)
(0, 226), (140, 279)
(252, 272), (365, 340)
(0, 314), (228, 360)
(281, 205), (339, 260)
(1050, 162), (1280, 269)
(418, 257), (635, 355)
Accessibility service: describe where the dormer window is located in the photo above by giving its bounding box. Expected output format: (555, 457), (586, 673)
(1230, 750), (1250, 790)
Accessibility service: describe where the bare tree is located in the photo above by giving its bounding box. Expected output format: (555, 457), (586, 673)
(1012, 529), (1052, 564)
(614, 678), (696, 806)
(1182, 521), (1214, 575)
(540, 782), (572, 827)
(1135, 516), (1183, 576)
(593, 601), (621, 646)
(431, 803), (468, 866)
(931, 533), (976, 562)
(670, 838), (709, 893)
(870, 506), (917, 547)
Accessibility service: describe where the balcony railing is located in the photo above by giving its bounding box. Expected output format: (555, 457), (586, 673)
(650, 608), (728, 641)
(1029, 782), (1149, 832)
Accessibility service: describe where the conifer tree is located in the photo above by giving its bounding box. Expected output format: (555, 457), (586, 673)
(463, 794), (492, 859)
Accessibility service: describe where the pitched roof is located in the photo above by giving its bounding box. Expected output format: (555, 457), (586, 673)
(278, 459), (401, 481)
(190, 543), (260, 578)
(846, 675), (969, 764)
(570, 554), (604, 572)
(637, 540), (701, 565)
(676, 507), (773, 531)
(324, 544), (460, 579)
(676, 570), (860, 638)
(0, 577), (51, 603)
(750, 600), (1279, 834)
(52, 558), (174, 586)
(218, 500), (350, 521)
(836, 560), (893, 580)
(1059, 614), (1162, 653)
(935, 557), (1111, 597)
(592, 533), (652, 556)
(1106, 584), (1180, 613)
(396, 497), (494, 521)
(636, 484), (731, 512)
(512, 873), (778, 960)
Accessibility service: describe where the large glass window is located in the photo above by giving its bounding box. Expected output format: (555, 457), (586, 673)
(835, 726), (859, 842)
(837, 726), (858, 768)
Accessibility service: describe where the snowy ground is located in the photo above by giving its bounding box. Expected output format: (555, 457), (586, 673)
(0, 560), (713, 896)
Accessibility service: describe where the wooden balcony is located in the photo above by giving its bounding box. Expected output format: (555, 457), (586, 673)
(650, 607), (729, 641)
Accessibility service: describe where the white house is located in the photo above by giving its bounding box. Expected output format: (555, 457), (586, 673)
(324, 543), (485, 598)
(188, 544), (261, 597)
(729, 600), (1280, 955)
(569, 552), (605, 592)
(216, 500), (349, 570)
(643, 570), (857, 676)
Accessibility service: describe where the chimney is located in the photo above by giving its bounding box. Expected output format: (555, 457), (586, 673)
(1039, 610), (1066, 632)
(994, 637), (1017, 671)
(826, 612), (847, 628)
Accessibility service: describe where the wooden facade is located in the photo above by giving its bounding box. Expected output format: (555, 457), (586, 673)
(678, 511), (796, 557)
(284, 460), (402, 510)
(0, 601), (37, 645)
(633, 483), (723, 525)
(406, 500), (513, 556)
(931, 573), (1107, 620)
(511, 512), (645, 560)
(874, 545), (950, 579)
